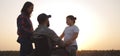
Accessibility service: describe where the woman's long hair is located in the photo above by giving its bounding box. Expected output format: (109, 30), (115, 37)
(21, 1), (33, 17)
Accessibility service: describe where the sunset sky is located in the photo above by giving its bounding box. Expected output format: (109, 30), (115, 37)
(0, 0), (120, 51)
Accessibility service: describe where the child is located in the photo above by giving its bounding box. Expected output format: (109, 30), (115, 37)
(60, 15), (79, 56)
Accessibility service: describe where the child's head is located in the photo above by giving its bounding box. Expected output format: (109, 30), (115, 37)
(66, 15), (76, 26)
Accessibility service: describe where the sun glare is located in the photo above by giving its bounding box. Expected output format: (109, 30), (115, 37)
(30, 1), (98, 50)
(0, 0), (120, 51)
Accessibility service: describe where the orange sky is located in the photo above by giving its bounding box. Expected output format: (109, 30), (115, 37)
(0, 0), (120, 51)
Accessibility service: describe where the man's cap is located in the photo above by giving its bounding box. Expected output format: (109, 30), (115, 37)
(37, 13), (51, 24)
(38, 13), (51, 19)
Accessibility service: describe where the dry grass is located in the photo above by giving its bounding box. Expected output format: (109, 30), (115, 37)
(77, 50), (120, 56)
(0, 51), (19, 56)
(0, 50), (120, 56)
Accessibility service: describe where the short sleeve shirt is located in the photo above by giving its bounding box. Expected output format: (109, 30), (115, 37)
(64, 25), (79, 46)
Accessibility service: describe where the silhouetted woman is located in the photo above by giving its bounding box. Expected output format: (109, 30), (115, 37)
(60, 15), (79, 56)
(17, 1), (34, 56)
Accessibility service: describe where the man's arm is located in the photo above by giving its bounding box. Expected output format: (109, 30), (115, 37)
(49, 30), (65, 47)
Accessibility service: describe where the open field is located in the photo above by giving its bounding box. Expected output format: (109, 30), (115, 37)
(0, 50), (120, 56)
(77, 50), (120, 56)
(0, 51), (19, 56)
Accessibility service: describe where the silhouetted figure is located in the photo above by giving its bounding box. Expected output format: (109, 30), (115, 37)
(60, 15), (79, 56)
(17, 1), (34, 56)
(32, 13), (65, 56)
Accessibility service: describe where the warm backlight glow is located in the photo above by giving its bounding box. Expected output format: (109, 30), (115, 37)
(0, 0), (120, 51)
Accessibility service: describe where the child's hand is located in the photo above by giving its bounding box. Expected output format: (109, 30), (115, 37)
(65, 41), (72, 47)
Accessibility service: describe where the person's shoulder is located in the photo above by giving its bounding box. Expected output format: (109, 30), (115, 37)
(72, 25), (79, 30)
(18, 13), (27, 19)
(39, 26), (54, 33)
(65, 26), (69, 29)
(73, 25), (79, 28)
(47, 28), (54, 33)
(17, 14), (21, 18)
(17, 14), (24, 21)
(18, 14), (23, 17)
(46, 28), (57, 35)
(33, 26), (49, 34)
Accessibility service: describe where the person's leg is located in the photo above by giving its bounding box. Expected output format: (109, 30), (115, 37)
(66, 45), (77, 56)
(19, 38), (33, 56)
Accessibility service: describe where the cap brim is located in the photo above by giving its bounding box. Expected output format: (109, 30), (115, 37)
(47, 15), (51, 18)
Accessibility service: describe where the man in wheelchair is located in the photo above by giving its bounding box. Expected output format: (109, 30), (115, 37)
(30, 13), (68, 56)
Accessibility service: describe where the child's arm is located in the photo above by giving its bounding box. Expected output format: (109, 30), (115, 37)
(65, 32), (78, 46)
(60, 32), (64, 39)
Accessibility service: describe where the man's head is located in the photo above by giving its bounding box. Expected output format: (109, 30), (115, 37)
(37, 13), (51, 27)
